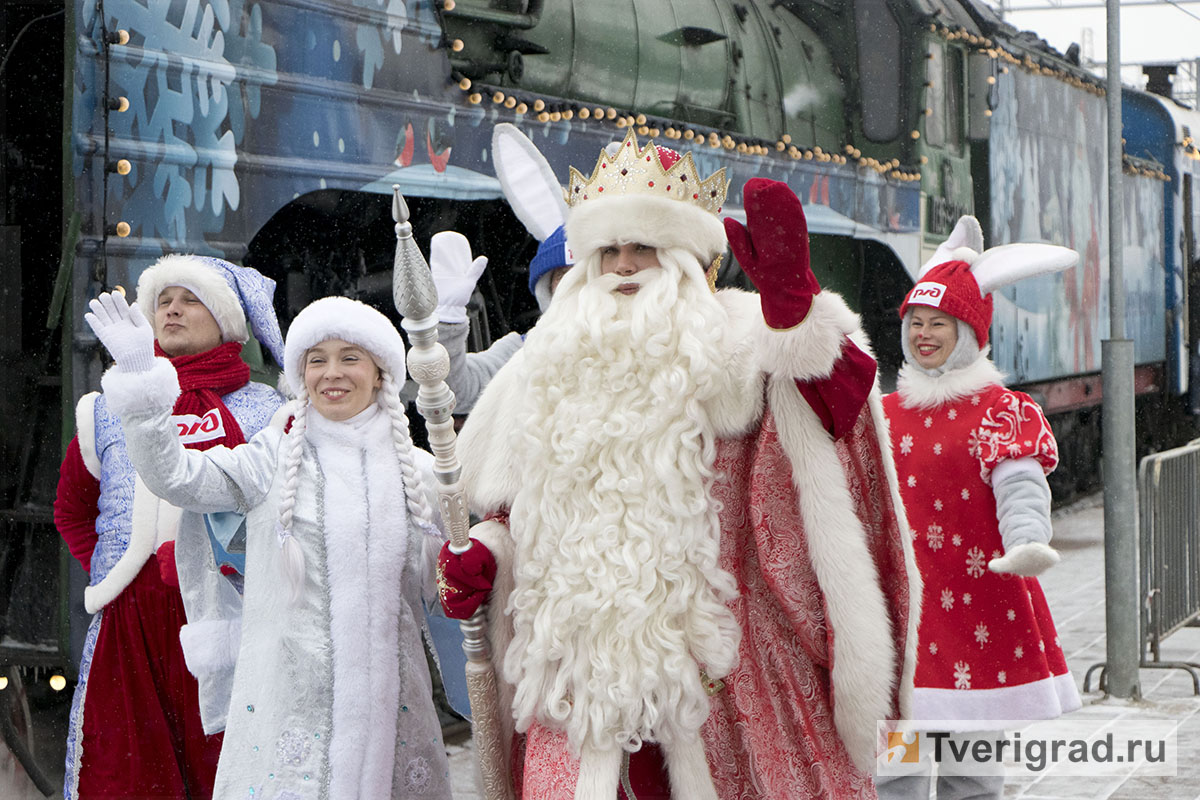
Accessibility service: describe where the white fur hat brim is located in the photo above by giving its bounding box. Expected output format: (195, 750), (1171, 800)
(283, 296), (407, 393)
(135, 255), (249, 343)
(565, 194), (727, 266)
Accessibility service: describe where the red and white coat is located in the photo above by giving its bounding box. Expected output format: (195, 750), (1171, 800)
(882, 357), (1081, 725)
(458, 290), (922, 800)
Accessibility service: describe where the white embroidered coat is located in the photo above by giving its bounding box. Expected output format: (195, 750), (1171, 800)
(102, 359), (452, 800)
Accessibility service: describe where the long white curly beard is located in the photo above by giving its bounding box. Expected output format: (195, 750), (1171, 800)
(504, 250), (742, 756)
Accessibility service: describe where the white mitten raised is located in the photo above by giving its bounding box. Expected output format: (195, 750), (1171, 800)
(988, 542), (1060, 577)
(85, 290), (156, 372)
(430, 231), (488, 323)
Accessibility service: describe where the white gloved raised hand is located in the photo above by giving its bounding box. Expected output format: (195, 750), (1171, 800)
(85, 290), (156, 372)
(988, 541), (1061, 577)
(430, 231), (488, 324)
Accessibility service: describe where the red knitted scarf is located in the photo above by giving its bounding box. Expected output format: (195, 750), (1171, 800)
(155, 340), (250, 451)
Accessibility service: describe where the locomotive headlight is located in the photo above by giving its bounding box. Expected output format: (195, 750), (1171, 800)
(50, 674), (67, 691)
(0, 676), (7, 690)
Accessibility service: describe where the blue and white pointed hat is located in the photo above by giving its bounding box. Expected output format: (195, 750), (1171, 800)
(135, 254), (286, 367)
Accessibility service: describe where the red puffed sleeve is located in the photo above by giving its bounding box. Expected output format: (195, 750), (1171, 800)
(968, 389), (1059, 484)
(54, 436), (101, 572)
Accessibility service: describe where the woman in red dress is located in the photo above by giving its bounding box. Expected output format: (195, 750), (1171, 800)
(880, 217), (1082, 800)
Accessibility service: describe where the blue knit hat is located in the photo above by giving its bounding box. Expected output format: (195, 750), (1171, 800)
(527, 225), (574, 296)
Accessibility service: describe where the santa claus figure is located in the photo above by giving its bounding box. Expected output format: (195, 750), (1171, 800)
(878, 217), (1082, 799)
(439, 130), (921, 800)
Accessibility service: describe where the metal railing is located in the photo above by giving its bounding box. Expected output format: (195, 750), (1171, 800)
(1139, 439), (1200, 692)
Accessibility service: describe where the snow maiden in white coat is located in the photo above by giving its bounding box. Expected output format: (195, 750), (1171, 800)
(85, 293), (453, 800)
(879, 217), (1083, 800)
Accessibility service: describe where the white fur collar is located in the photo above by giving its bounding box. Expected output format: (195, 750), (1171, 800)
(896, 355), (1006, 409)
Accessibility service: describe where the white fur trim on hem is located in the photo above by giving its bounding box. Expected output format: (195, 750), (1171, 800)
(911, 672), (1082, 729)
(100, 358), (181, 418)
(75, 392), (102, 479)
(768, 375), (897, 772)
(755, 290), (862, 381)
(896, 355), (1005, 409)
(566, 194), (727, 265)
(135, 254), (249, 343)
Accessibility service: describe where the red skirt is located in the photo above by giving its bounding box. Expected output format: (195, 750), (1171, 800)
(77, 555), (223, 799)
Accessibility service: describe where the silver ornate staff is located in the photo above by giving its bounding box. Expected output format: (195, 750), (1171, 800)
(391, 186), (514, 800)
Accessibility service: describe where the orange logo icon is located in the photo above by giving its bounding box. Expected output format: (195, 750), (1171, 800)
(886, 731), (920, 764)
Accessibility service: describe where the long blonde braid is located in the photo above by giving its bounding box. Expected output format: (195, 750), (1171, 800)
(276, 389), (310, 604)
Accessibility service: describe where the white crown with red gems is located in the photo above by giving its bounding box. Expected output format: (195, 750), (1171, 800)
(564, 130), (728, 215)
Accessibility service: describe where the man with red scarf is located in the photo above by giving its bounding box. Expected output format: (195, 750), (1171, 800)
(54, 255), (287, 800)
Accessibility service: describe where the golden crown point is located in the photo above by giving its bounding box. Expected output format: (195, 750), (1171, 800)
(563, 129), (729, 214)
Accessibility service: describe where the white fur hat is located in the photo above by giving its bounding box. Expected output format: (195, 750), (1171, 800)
(283, 296), (407, 393)
(136, 254), (250, 343)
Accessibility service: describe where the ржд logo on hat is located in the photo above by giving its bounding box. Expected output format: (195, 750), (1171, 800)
(909, 282), (947, 307)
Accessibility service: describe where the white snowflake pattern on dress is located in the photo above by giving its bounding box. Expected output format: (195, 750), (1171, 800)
(941, 588), (955, 611)
(971, 395), (981, 406)
(1039, 640), (1046, 651)
(924, 416), (933, 428)
(953, 661), (972, 689)
(962, 593), (972, 605)
(907, 475), (917, 487)
(992, 549), (1003, 560)
(926, 524), (945, 550)
(961, 488), (970, 500)
(1014, 645), (1024, 659)
(900, 434), (914, 455)
(929, 642), (939, 655)
(948, 409), (958, 420)
(1007, 609), (1016, 621)
(933, 443), (943, 455)
(966, 547), (987, 578)
(998, 671), (1007, 684)
(952, 533), (962, 547)
(975, 623), (989, 647)
(934, 499), (943, 511)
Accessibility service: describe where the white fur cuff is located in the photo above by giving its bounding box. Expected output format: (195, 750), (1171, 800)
(756, 291), (862, 381)
(100, 358), (181, 417)
(179, 619), (243, 678)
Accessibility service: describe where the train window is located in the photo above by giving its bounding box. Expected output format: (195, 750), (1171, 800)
(855, 0), (902, 142)
(944, 46), (965, 153)
(926, 43), (946, 147)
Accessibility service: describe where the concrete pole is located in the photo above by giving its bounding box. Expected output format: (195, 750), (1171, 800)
(1101, 0), (1141, 699)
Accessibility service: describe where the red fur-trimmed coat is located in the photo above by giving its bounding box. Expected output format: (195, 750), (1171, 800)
(456, 290), (922, 800)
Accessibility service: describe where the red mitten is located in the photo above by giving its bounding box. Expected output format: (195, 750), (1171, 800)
(438, 539), (497, 620)
(156, 540), (179, 588)
(723, 178), (822, 329)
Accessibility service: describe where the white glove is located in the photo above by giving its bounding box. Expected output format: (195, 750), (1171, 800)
(430, 231), (488, 323)
(84, 290), (156, 372)
(988, 542), (1060, 577)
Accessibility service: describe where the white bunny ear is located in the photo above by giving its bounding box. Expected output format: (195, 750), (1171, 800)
(491, 124), (567, 242)
(918, 215), (984, 278)
(970, 243), (1078, 295)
